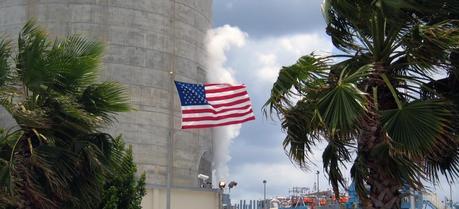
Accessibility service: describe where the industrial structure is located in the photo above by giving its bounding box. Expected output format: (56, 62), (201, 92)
(234, 183), (447, 209)
(0, 0), (217, 209)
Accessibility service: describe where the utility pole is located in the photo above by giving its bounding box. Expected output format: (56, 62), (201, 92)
(263, 180), (267, 209)
(316, 171), (320, 194)
(450, 181), (453, 209)
(410, 188), (415, 209)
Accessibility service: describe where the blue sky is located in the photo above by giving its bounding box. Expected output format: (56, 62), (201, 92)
(209, 0), (458, 204)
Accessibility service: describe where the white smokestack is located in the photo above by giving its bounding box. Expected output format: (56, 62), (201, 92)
(205, 25), (248, 185)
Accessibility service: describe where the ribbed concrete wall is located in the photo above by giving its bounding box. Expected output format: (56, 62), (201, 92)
(0, 0), (213, 188)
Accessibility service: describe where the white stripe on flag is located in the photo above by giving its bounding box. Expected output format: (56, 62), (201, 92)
(182, 113), (255, 126)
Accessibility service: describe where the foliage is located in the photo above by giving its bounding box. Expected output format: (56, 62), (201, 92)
(264, 1), (459, 208)
(99, 136), (146, 209)
(0, 21), (131, 209)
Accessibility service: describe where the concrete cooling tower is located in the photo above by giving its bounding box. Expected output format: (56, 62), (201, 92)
(0, 0), (217, 208)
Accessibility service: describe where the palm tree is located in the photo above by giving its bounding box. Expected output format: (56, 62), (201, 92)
(0, 21), (130, 209)
(264, 1), (459, 209)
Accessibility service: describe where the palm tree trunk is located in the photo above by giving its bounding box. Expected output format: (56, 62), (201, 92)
(358, 62), (403, 209)
(359, 110), (402, 209)
(367, 163), (402, 209)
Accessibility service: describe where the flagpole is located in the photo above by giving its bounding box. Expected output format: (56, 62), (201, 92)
(167, 0), (177, 209)
(166, 75), (174, 209)
(167, 75), (175, 209)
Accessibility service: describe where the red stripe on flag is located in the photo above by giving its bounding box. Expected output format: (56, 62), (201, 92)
(206, 91), (248, 101)
(182, 105), (252, 114)
(182, 109), (254, 122)
(182, 116), (256, 129)
(205, 85), (245, 93)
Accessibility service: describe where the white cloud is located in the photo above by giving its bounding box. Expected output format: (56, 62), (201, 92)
(221, 32), (333, 92)
(225, 2), (234, 9)
(279, 34), (332, 56)
(256, 53), (279, 82)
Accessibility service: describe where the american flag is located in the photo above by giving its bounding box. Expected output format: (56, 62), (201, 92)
(174, 81), (255, 129)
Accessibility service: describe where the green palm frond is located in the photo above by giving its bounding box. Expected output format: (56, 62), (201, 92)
(17, 20), (105, 95)
(451, 50), (459, 79)
(370, 142), (424, 189)
(375, 0), (437, 18)
(48, 35), (103, 93)
(263, 54), (329, 116)
(330, 54), (371, 77)
(339, 64), (373, 84)
(79, 82), (131, 124)
(318, 83), (366, 137)
(418, 21), (459, 48)
(78, 133), (116, 166)
(402, 21), (459, 71)
(318, 65), (371, 137)
(45, 95), (102, 134)
(27, 134), (114, 209)
(17, 20), (51, 91)
(321, 0), (331, 23)
(0, 38), (12, 87)
(425, 143), (459, 183)
(0, 158), (8, 186)
(0, 129), (22, 187)
(281, 100), (322, 167)
(350, 155), (369, 201)
(382, 100), (454, 157)
(322, 0), (377, 53)
(323, 140), (352, 197)
(106, 135), (131, 175)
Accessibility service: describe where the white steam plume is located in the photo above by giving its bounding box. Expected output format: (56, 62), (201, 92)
(205, 25), (248, 186)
